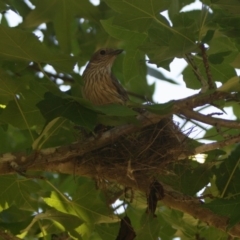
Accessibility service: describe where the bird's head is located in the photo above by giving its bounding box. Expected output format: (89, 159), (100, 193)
(87, 48), (123, 71)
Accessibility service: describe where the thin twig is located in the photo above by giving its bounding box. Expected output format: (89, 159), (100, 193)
(29, 63), (75, 83)
(200, 43), (215, 90)
(184, 53), (208, 92)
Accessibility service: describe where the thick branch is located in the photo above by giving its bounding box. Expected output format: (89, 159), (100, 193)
(0, 229), (21, 240)
(18, 160), (240, 238)
(0, 111), (166, 168)
(180, 109), (240, 129)
(177, 133), (240, 159)
(0, 91), (233, 172)
(0, 89), (239, 237)
(194, 134), (240, 153)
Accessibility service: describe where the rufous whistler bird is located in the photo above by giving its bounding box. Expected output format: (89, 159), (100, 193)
(82, 48), (129, 105)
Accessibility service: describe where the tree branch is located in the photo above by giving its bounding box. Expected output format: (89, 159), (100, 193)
(200, 43), (215, 90)
(12, 159), (240, 238)
(0, 229), (21, 240)
(180, 108), (240, 129)
(184, 53), (209, 93)
(0, 90), (233, 173)
(0, 90), (240, 237)
(29, 63), (75, 83)
(194, 134), (240, 154)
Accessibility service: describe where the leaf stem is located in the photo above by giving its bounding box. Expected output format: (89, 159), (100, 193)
(220, 158), (240, 198)
(14, 96), (34, 142)
(46, 180), (70, 202)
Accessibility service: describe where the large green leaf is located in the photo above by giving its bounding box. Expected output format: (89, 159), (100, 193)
(37, 92), (97, 131)
(22, 0), (100, 53)
(104, 0), (171, 32)
(0, 126), (33, 154)
(213, 145), (240, 198)
(101, 18), (147, 48)
(0, 208), (33, 235)
(210, 0), (240, 15)
(44, 180), (116, 225)
(32, 117), (75, 150)
(0, 25), (76, 72)
(160, 161), (211, 196)
(0, 75), (48, 133)
(201, 145), (240, 231)
(21, 209), (83, 235)
(0, 175), (41, 211)
(0, 70), (24, 104)
(183, 56), (237, 89)
(136, 215), (162, 240)
(205, 197), (240, 228)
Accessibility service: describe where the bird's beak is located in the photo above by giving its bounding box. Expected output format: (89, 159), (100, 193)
(111, 49), (124, 55)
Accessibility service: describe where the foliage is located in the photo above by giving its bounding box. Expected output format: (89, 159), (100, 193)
(0, 0), (240, 239)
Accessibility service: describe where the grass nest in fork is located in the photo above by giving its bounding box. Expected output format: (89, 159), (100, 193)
(81, 117), (192, 181)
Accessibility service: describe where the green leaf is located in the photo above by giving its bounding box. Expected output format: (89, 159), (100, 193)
(0, 25), (76, 72)
(211, 0), (240, 15)
(213, 144), (240, 197)
(229, 101), (240, 119)
(104, 0), (171, 32)
(122, 49), (146, 82)
(145, 101), (175, 115)
(22, 0), (100, 53)
(0, 0), (9, 12)
(37, 92), (97, 131)
(101, 18), (147, 48)
(204, 196), (240, 228)
(218, 76), (240, 92)
(0, 99), (44, 130)
(231, 53), (240, 68)
(0, 70), (24, 104)
(6, 0), (32, 18)
(0, 126), (33, 154)
(44, 180), (115, 225)
(21, 209), (83, 234)
(160, 161), (211, 196)
(0, 75), (47, 131)
(202, 29), (215, 43)
(136, 214), (161, 240)
(95, 104), (137, 117)
(183, 56), (237, 89)
(199, 226), (229, 240)
(147, 66), (178, 84)
(95, 222), (119, 240)
(0, 176), (41, 211)
(141, 25), (198, 68)
(0, 206), (33, 234)
(208, 36), (238, 55)
(32, 117), (75, 150)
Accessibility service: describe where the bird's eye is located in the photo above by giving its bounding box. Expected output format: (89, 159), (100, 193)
(100, 50), (106, 55)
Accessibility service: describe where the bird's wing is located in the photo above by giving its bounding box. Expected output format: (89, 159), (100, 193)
(110, 73), (129, 101)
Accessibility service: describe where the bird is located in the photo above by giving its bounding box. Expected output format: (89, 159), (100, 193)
(82, 48), (129, 106)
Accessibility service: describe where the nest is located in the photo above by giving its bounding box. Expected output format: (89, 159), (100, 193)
(82, 117), (191, 180)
